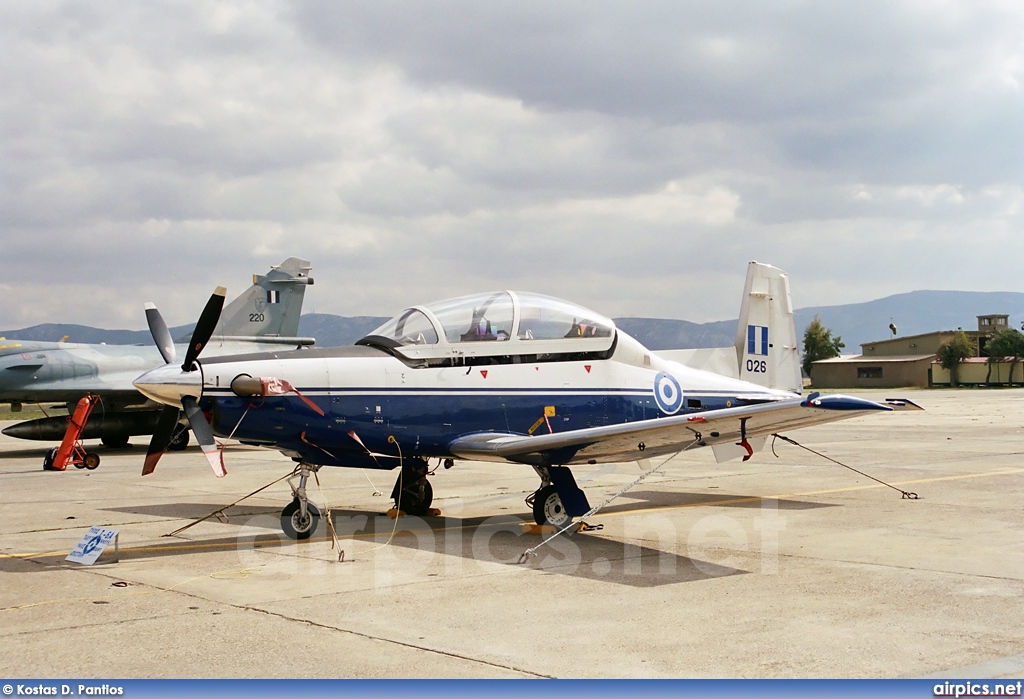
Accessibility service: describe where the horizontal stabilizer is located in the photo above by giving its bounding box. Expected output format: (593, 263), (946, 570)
(883, 398), (925, 410)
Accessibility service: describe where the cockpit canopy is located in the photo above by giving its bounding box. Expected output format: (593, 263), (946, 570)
(362, 291), (616, 362)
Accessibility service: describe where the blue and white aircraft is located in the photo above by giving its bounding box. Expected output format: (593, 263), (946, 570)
(133, 262), (920, 539)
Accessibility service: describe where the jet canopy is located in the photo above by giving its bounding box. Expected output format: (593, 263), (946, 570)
(362, 291), (616, 362)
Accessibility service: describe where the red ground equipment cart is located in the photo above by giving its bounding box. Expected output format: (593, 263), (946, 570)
(42, 394), (101, 471)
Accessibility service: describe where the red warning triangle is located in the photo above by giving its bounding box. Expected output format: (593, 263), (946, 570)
(584, 365), (592, 373)
(480, 370), (488, 378)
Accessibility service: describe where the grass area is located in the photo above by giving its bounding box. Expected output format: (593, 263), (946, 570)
(0, 403), (67, 420)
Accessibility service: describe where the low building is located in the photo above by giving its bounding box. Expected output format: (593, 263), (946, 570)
(861, 330), (972, 358)
(809, 314), (1015, 388)
(810, 353), (937, 388)
(930, 357), (1024, 386)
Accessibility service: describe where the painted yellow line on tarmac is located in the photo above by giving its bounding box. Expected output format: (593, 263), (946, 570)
(4, 466), (1023, 561)
(589, 465), (1024, 519)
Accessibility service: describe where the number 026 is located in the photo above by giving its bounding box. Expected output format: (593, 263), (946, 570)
(746, 359), (766, 373)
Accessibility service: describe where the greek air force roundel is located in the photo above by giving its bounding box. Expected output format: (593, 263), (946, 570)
(654, 371), (683, 415)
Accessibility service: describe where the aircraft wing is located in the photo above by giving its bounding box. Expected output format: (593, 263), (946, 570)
(449, 394), (922, 467)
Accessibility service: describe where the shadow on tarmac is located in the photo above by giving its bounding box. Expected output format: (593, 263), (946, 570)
(3, 502), (757, 588)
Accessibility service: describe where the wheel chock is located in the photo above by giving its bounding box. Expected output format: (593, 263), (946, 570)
(386, 508), (442, 519)
(520, 523), (554, 535)
(520, 522), (582, 535)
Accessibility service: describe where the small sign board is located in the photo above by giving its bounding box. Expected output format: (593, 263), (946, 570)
(66, 526), (119, 565)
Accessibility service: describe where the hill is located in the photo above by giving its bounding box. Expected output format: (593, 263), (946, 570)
(794, 291), (1024, 350)
(4, 290), (1022, 352)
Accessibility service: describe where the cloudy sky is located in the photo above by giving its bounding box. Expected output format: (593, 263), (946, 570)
(1, 1), (1022, 331)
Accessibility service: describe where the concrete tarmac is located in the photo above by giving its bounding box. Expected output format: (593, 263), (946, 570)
(1, 388), (1022, 678)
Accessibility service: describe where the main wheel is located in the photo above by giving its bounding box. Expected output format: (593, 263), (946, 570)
(102, 434), (130, 449)
(84, 452), (101, 470)
(281, 499), (321, 540)
(42, 447), (58, 471)
(533, 485), (571, 528)
(395, 476), (433, 516)
(168, 428), (189, 451)
(391, 459), (434, 516)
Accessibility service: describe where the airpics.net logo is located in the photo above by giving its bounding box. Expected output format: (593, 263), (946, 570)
(934, 681), (1023, 697)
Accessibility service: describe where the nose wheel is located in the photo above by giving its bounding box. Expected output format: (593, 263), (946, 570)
(281, 462), (323, 540)
(281, 499), (321, 540)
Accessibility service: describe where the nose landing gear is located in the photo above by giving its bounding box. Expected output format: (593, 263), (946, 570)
(280, 462), (322, 540)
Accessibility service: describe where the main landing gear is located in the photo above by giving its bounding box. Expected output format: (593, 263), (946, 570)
(527, 465), (590, 528)
(277, 458), (436, 540)
(168, 426), (189, 451)
(281, 462), (322, 540)
(390, 457), (434, 516)
(531, 484), (570, 528)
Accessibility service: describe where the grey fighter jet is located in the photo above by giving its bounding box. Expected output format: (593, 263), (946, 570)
(0, 257), (315, 451)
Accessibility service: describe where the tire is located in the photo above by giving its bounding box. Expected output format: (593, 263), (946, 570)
(281, 499), (321, 540)
(395, 476), (433, 516)
(102, 434), (130, 449)
(533, 485), (571, 528)
(168, 428), (189, 451)
(84, 452), (101, 470)
(42, 447), (58, 471)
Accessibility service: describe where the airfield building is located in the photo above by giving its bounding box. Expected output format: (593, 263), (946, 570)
(810, 314), (1020, 388)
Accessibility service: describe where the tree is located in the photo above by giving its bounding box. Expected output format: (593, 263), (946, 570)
(936, 330), (975, 387)
(985, 328), (1024, 386)
(802, 315), (845, 379)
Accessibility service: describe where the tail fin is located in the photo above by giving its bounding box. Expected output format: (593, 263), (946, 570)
(734, 261), (802, 393)
(214, 257), (314, 338)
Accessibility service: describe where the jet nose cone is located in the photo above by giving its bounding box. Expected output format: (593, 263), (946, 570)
(133, 363), (203, 406)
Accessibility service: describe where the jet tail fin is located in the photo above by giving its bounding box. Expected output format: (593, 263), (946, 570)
(214, 258), (313, 339)
(734, 261), (802, 393)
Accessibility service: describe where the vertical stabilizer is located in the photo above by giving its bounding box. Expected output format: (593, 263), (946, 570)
(733, 261), (802, 393)
(215, 258), (314, 338)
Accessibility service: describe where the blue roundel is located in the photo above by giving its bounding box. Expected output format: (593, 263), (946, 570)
(654, 372), (683, 414)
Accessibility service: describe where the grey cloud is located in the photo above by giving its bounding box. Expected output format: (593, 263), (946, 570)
(290, 1), (1024, 183)
(1, 1), (1022, 330)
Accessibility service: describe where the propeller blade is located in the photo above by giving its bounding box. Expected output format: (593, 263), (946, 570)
(143, 405), (182, 475)
(182, 395), (226, 477)
(181, 286), (226, 372)
(144, 303), (176, 365)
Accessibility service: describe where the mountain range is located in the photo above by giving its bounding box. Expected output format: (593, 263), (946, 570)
(3, 290), (1023, 353)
